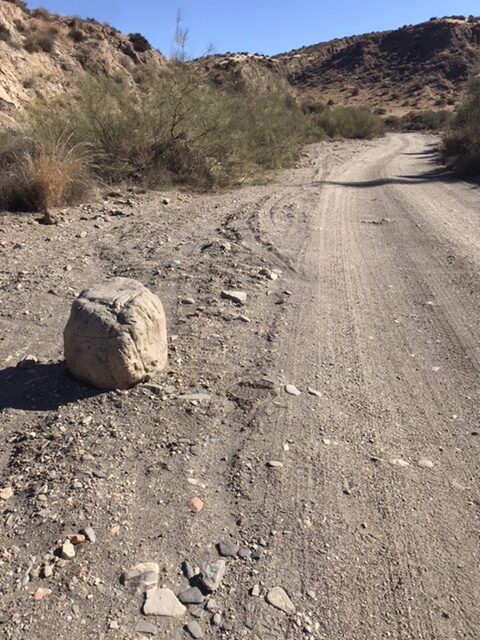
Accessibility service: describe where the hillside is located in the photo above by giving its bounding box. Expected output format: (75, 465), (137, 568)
(275, 18), (480, 113)
(0, 3), (479, 118)
(0, 0), (165, 116)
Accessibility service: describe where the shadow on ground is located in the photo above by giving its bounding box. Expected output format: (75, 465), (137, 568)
(0, 361), (100, 411)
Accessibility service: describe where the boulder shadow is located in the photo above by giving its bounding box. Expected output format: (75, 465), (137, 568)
(0, 361), (100, 411)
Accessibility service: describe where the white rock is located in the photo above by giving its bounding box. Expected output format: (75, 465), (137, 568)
(143, 588), (186, 617)
(64, 277), (167, 390)
(285, 384), (301, 396)
(418, 459), (434, 469)
(122, 562), (159, 591)
(389, 458), (410, 468)
(266, 587), (295, 614)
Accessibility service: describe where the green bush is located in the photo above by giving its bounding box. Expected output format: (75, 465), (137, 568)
(309, 105), (385, 139)
(442, 79), (480, 176)
(386, 110), (452, 131)
(0, 70), (385, 210)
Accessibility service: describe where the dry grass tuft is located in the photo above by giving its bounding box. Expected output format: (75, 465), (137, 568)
(0, 138), (92, 211)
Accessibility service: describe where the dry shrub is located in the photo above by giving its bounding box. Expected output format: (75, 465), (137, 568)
(0, 138), (92, 211)
(442, 78), (480, 176)
(0, 23), (11, 42)
(24, 20), (59, 53)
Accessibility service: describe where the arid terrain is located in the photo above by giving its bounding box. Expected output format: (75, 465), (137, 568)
(1, 0), (479, 116)
(1, 132), (479, 639)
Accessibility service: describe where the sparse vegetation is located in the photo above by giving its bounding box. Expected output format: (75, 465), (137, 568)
(128, 32), (151, 52)
(0, 68), (386, 210)
(0, 22), (11, 41)
(303, 101), (385, 139)
(442, 78), (480, 176)
(385, 110), (452, 132)
(24, 21), (59, 53)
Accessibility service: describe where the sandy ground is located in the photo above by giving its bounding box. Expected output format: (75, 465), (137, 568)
(0, 133), (479, 640)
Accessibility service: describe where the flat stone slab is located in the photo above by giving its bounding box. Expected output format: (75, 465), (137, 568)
(143, 588), (187, 618)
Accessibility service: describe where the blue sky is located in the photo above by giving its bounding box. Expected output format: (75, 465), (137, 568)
(26, 1), (480, 57)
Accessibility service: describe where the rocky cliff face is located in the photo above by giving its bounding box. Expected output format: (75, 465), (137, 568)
(0, 0), (165, 116)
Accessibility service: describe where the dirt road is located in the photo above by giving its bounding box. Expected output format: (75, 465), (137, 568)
(0, 133), (479, 639)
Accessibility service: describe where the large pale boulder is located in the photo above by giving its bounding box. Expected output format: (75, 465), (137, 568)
(64, 278), (167, 390)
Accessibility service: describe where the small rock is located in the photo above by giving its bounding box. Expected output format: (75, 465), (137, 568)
(199, 559), (226, 593)
(180, 297), (196, 305)
(33, 588), (51, 601)
(211, 613), (222, 626)
(70, 534), (86, 545)
(267, 460), (283, 468)
(135, 620), (158, 636)
(0, 487), (13, 501)
(143, 588), (187, 618)
(389, 458), (410, 468)
(178, 393), (212, 403)
(418, 459), (434, 469)
(307, 387), (322, 397)
(251, 584), (261, 597)
(237, 546), (251, 560)
(162, 198), (170, 205)
(217, 540), (239, 557)
(205, 598), (218, 611)
(186, 621), (204, 639)
(42, 564), (54, 579)
(109, 620), (119, 630)
(60, 541), (75, 560)
(80, 527), (96, 543)
(265, 587), (295, 615)
(182, 560), (196, 580)
(285, 384), (301, 396)
(178, 587), (204, 605)
(221, 290), (247, 305)
(123, 562), (159, 592)
(191, 497), (204, 513)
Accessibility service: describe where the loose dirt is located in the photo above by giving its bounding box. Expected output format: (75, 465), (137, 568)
(0, 133), (479, 639)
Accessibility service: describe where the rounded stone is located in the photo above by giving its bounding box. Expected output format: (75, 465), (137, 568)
(64, 277), (167, 390)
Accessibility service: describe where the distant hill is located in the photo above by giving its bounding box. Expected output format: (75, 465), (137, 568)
(0, 1), (479, 117)
(274, 18), (480, 113)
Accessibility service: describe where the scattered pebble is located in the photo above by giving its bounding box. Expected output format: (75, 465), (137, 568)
(265, 586), (296, 615)
(251, 584), (261, 597)
(217, 539), (239, 557)
(0, 487), (13, 501)
(267, 460), (283, 468)
(199, 559), (226, 593)
(143, 588), (187, 618)
(70, 534), (86, 545)
(221, 290), (247, 305)
(33, 588), (51, 601)
(122, 562), (159, 592)
(81, 527), (96, 543)
(285, 384), (301, 396)
(177, 587), (204, 605)
(389, 458), (410, 468)
(191, 497), (204, 513)
(60, 541), (75, 560)
(237, 546), (251, 560)
(307, 387), (322, 397)
(186, 620), (204, 639)
(211, 613), (222, 626)
(135, 620), (158, 636)
(418, 459), (434, 469)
